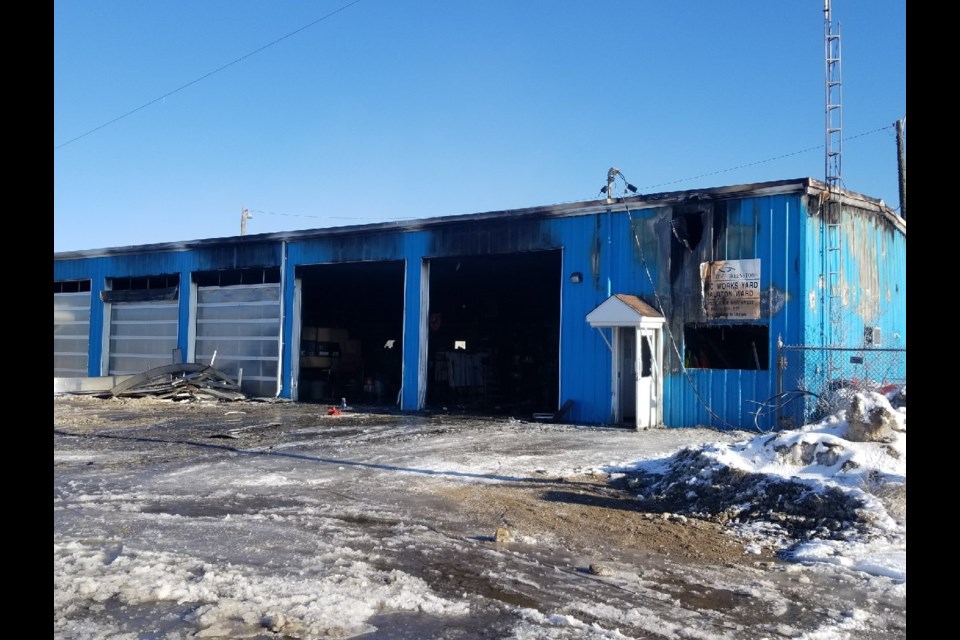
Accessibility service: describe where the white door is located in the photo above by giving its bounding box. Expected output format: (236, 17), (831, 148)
(635, 327), (661, 429)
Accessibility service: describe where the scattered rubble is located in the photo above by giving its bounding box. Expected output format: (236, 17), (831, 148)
(104, 363), (248, 402)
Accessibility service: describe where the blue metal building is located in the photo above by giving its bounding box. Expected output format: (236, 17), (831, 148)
(54, 177), (907, 430)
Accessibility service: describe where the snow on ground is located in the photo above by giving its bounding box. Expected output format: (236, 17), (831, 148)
(54, 389), (905, 639)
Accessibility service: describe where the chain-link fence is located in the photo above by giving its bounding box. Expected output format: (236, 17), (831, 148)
(774, 344), (906, 429)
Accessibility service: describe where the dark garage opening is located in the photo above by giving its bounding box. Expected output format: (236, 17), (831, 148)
(427, 251), (561, 416)
(297, 261), (405, 406)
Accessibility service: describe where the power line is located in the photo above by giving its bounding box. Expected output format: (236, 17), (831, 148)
(54, 0), (363, 151)
(635, 124), (894, 192)
(249, 208), (411, 222)
(254, 123), (897, 227)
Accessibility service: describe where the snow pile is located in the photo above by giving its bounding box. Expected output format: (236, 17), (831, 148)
(611, 391), (906, 580)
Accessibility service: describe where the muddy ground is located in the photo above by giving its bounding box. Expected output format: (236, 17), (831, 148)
(53, 395), (765, 565)
(54, 394), (906, 639)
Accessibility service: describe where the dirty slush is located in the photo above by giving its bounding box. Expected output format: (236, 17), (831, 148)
(54, 395), (905, 639)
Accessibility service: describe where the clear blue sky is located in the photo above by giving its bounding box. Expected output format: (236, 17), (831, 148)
(54, 0), (906, 253)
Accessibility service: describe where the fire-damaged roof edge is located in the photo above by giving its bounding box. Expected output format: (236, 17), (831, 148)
(54, 177), (903, 260)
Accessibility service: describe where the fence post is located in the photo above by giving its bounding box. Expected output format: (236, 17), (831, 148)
(775, 335), (784, 429)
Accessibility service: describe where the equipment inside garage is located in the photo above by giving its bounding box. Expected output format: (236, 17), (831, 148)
(426, 250), (561, 415)
(297, 261), (405, 406)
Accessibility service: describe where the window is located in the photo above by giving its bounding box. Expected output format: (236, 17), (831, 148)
(53, 280), (91, 294)
(683, 323), (769, 370)
(102, 274), (180, 303)
(195, 268), (280, 287)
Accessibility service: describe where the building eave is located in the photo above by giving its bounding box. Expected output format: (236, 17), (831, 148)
(55, 177), (902, 260)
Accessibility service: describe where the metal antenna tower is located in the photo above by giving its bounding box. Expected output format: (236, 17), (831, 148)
(823, 0), (844, 348)
(824, 0), (843, 193)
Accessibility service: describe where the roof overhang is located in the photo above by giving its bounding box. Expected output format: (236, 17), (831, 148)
(586, 294), (665, 328)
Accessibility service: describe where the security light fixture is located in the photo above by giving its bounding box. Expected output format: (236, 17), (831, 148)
(600, 167), (641, 199)
(570, 272), (583, 283)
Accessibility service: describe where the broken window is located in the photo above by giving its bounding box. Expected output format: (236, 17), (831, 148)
(683, 323), (769, 370)
(195, 268), (280, 287)
(102, 274), (180, 303)
(54, 280), (91, 294)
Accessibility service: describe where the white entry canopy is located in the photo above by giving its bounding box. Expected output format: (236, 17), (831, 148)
(586, 294), (665, 328)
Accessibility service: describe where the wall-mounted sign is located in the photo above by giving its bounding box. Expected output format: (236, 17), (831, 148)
(700, 259), (761, 320)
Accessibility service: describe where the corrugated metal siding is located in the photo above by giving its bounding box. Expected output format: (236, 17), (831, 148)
(801, 200), (907, 350)
(401, 233), (431, 410)
(285, 232), (406, 266)
(53, 243), (281, 282)
(553, 194), (807, 429)
(841, 207), (907, 348)
(555, 213), (617, 423)
(427, 218), (556, 257)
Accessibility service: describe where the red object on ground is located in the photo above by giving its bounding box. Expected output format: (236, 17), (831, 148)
(327, 406), (342, 415)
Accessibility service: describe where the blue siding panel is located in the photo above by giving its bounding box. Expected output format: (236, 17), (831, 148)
(554, 214), (616, 424)
(401, 232), (431, 410)
(798, 200), (906, 351)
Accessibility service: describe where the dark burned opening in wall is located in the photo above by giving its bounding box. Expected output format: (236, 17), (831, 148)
(101, 274), (180, 303)
(683, 323), (769, 370)
(427, 251), (561, 416)
(109, 274), (180, 290)
(297, 261), (405, 407)
(669, 206), (707, 285)
(54, 280), (91, 294)
(671, 208), (705, 252)
(194, 267), (280, 287)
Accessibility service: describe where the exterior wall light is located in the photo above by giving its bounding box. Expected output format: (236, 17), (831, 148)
(570, 272), (583, 283)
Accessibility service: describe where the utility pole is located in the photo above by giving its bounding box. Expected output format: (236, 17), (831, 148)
(240, 208), (253, 235)
(896, 117), (906, 219)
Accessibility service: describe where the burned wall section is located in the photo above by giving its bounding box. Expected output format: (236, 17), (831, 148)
(642, 197), (774, 373)
(194, 241), (282, 273)
(660, 201), (712, 374)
